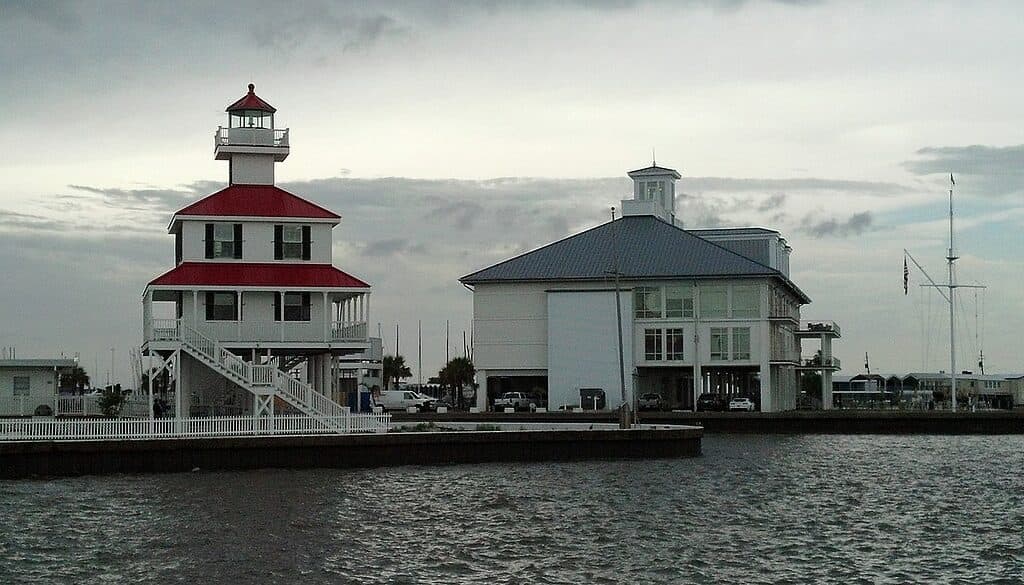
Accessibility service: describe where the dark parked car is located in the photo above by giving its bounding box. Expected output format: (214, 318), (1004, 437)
(638, 393), (664, 411)
(696, 393), (727, 411)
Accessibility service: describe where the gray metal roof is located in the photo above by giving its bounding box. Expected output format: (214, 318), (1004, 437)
(460, 215), (810, 301)
(0, 359), (77, 369)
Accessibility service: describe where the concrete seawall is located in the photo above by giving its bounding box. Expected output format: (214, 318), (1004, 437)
(393, 410), (1024, 434)
(0, 427), (702, 480)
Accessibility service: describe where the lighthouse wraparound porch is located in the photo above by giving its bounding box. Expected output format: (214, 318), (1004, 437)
(143, 288), (370, 346)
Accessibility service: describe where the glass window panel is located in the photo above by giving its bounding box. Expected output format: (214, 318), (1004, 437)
(666, 328), (684, 360)
(732, 286), (760, 318)
(13, 376), (29, 396)
(732, 327), (751, 360)
(283, 292), (310, 322)
(282, 225), (304, 259)
(210, 292), (237, 321)
(212, 223), (235, 259)
(665, 286), (694, 318)
(644, 328), (663, 361)
(634, 287), (662, 319)
(710, 327), (729, 361)
(702, 286), (728, 318)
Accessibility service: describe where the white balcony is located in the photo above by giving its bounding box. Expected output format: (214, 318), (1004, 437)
(214, 126), (290, 161)
(797, 320), (841, 338)
(146, 318), (368, 345)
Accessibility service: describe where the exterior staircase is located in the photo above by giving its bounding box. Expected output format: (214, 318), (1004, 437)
(153, 321), (366, 431)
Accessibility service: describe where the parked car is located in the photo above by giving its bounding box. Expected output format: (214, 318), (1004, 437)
(697, 393), (728, 412)
(494, 392), (534, 411)
(376, 390), (436, 412)
(638, 393), (664, 411)
(728, 396), (756, 412)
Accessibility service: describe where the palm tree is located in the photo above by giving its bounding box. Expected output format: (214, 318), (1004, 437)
(439, 357), (476, 410)
(59, 366), (90, 394)
(382, 355), (412, 390)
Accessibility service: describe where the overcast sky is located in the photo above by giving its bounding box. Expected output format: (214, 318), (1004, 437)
(2, 0), (1023, 385)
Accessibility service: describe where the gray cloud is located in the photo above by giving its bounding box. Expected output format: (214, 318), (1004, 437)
(682, 177), (907, 196)
(903, 144), (1024, 196)
(757, 193), (787, 212)
(800, 211), (874, 237)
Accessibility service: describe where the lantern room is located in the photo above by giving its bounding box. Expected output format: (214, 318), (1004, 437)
(214, 83), (289, 164)
(227, 84), (277, 129)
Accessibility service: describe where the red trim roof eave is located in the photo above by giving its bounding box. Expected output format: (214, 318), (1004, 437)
(147, 263), (371, 289)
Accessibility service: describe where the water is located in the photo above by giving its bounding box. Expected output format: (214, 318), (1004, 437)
(1, 435), (1022, 584)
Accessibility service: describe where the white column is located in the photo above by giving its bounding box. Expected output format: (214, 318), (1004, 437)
(192, 290), (198, 326)
(147, 351), (154, 420)
(476, 370), (488, 411)
(279, 291), (285, 342)
(821, 334), (833, 409)
(692, 284), (701, 411)
(143, 290), (154, 342)
(759, 321), (772, 412)
(323, 291), (330, 342)
(174, 350), (183, 425)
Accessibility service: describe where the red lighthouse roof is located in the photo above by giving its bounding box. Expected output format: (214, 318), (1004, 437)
(227, 83), (277, 113)
(148, 262), (370, 289)
(172, 185), (340, 221)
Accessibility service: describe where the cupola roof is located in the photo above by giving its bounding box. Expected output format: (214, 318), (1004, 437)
(226, 83), (277, 113)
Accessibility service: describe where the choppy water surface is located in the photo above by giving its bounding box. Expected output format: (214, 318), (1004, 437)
(2, 435), (1023, 584)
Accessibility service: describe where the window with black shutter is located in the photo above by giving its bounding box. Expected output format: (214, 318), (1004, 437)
(281, 292), (311, 321)
(233, 223), (243, 259)
(207, 223), (239, 259)
(302, 225), (311, 260)
(278, 225), (305, 260)
(205, 292), (237, 321)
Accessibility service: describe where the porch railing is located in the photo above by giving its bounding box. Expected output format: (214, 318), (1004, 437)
(0, 412), (392, 442)
(147, 318), (369, 344)
(214, 126), (289, 148)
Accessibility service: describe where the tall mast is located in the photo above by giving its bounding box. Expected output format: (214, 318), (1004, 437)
(947, 175), (957, 412)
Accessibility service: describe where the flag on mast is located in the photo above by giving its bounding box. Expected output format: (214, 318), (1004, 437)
(950, 173), (955, 186)
(903, 255), (909, 295)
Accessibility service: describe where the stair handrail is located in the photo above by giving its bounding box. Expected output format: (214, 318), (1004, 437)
(170, 321), (377, 431)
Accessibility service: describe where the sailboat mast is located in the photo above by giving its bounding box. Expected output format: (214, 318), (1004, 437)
(947, 176), (957, 413)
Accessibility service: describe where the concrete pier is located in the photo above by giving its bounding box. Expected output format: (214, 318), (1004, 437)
(0, 426), (702, 479)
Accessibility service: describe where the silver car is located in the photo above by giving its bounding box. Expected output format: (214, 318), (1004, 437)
(728, 396), (756, 412)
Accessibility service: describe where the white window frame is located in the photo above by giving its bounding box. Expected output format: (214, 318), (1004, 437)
(710, 327), (729, 361)
(665, 285), (694, 318)
(666, 328), (684, 361)
(634, 287), (662, 319)
(732, 286), (760, 318)
(212, 223), (235, 259)
(732, 327), (751, 360)
(702, 286), (728, 319)
(13, 376), (29, 396)
(281, 225), (304, 260)
(644, 328), (663, 361)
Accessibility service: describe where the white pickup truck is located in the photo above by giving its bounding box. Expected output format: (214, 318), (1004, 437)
(494, 392), (534, 411)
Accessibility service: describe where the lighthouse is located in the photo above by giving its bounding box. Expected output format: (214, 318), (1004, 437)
(142, 85), (375, 426)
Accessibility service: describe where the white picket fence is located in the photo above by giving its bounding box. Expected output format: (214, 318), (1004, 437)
(55, 396), (151, 417)
(0, 412), (391, 442)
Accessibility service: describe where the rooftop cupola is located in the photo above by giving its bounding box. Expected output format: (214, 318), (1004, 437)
(215, 83), (289, 185)
(621, 161), (682, 225)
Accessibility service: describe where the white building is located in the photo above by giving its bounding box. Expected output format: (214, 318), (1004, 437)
(0, 359), (77, 416)
(460, 163), (839, 413)
(142, 84), (375, 422)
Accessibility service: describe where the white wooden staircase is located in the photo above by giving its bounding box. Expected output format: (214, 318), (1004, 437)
(151, 321), (365, 431)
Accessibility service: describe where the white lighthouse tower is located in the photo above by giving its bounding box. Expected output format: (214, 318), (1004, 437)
(142, 84), (377, 428)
